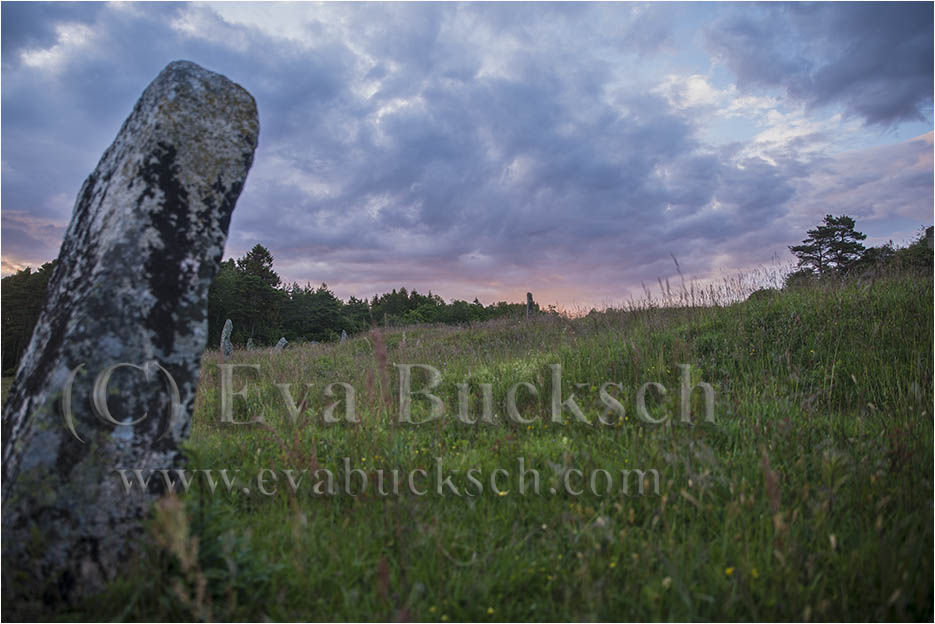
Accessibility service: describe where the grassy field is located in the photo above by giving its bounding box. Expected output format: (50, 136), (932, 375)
(38, 273), (935, 620)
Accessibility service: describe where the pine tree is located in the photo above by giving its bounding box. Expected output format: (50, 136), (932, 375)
(789, 214), (867, 276)
(236, 244), (280, 288)
(234, 244), (283, 344)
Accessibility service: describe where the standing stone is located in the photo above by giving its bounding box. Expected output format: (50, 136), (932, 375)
(0, 60), (258, 606)
(221, 318), (233, 359)
(246, 337), (254, 351)
(527, 292), (534, 317)
(341, 329), (348, 343)
(274, 337), (288, 352)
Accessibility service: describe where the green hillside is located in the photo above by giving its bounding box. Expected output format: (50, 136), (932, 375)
(37, 273), (935, 620)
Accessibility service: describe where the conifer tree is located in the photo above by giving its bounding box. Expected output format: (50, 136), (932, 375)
(789, 214), (867, 276)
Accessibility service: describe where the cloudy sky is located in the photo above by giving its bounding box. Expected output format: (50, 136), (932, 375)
(2, 2), (932, 309)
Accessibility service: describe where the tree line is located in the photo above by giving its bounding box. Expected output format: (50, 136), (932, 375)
(3, 218), (930, 373)
(0, 244), (537, 372)
(205, 244), (537, 349)
(1, 261), (55, 374)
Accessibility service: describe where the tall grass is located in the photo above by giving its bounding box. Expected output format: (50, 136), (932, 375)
(49, 271), (935, 621)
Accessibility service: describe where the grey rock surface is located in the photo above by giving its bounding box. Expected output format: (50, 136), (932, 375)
(0, 60), (258, 605)
(221, 318), (233, 358)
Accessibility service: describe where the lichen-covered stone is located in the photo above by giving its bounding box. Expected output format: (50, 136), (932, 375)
(274, 337), (288, 352)
(0, 60), (258, 606)
(246, 337), (254, 351)
(341, 329), (347, 343)
(221, 318), (233, 358)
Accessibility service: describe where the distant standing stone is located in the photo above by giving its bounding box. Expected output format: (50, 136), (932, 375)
(0, 60), (259, 606)
(341, 329), (348, 343)
(221, 318), (233, 359)
(246, 337), (254, 351)
(274, 337), (288, 352)
(527, 292), (534, 317)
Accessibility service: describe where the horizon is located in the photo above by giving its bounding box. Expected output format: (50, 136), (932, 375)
(2, 2), (933, 310)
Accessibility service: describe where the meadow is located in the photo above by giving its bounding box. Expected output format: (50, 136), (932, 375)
(12, 271), (933, 621)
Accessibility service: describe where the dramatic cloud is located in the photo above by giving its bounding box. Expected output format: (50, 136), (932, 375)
(706, 2), (934, 126)
(790, 132), (934, 246)
(2, 2), (932, 308)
